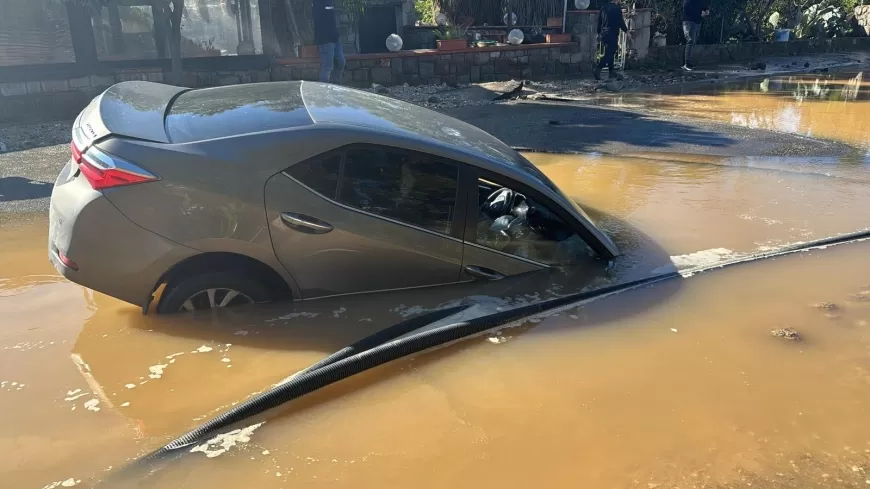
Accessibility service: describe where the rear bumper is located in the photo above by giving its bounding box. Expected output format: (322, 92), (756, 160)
(49, 160), (197, 307)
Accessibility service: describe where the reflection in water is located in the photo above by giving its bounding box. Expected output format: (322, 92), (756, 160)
(3, 146), (870, 489)
(596, 71), (870, 152)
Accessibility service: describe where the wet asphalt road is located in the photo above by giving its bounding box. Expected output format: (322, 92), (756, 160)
(0, 101), (855, 216)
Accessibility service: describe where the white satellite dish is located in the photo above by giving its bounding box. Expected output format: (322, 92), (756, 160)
(574, 0), (591, 9)
(435, 13), (448, 26)
(503, 12), (517, 25)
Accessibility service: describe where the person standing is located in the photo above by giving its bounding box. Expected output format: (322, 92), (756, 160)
(594, 0), (630, 81)
(682, 0), (710, 71)
(312, 0), (345, 84)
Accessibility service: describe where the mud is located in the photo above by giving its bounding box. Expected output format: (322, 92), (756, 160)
(3, 71), (870, 489)
(595, 71), (870, 152)
(3, 148), (870, 488)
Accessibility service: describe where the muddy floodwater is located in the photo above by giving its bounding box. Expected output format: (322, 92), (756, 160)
(596, 71), (870, 152)
(3, 72), (870, 489)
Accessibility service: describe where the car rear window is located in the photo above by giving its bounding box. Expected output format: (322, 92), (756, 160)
(286, 153), (341, 198)
(165, 83), (312, 144)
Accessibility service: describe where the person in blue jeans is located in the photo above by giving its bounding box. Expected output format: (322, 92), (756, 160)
(312, 0), (345, 84)
(682, 0), (710, 71)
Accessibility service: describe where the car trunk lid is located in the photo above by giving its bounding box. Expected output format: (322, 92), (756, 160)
(75, 81), (188, 148)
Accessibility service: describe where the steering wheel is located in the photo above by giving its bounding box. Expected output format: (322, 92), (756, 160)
(480, 187), (518, 220)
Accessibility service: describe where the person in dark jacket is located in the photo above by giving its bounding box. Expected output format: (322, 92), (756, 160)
(594, 0), (630, 81)
(682, 0), (710, 71)
(312, 0), (345, 84)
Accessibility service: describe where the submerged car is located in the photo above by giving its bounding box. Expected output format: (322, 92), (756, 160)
(48, 80), (618, 314)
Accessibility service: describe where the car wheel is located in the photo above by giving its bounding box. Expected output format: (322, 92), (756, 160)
(156, 272), (272, 314)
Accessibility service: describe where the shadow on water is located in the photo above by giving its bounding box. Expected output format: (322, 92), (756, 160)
(0, 176), (53, 202)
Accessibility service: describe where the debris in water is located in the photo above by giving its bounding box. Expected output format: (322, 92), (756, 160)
(813, 302), (838, 310)
(120, 402), (130, 407)
(670, 328), (678, 333)
(194, 345), (213, 353)
(64, 391), (88, 401)
(234, 330), (249, 336)
(189, 422), (264, 458)
(771, 328), (801, 341)
(83, 399), (101, 412)
(221, 358), (231, 363)
(148, 364), (168, 379)
(262, 449), (270, 455)
(124, 383), (136, 389)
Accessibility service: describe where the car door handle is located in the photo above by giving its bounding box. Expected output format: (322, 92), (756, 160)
(464, 265), (505, 281)
(280, 212), (334, 234)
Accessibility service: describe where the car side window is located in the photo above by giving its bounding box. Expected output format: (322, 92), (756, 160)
(286, 153), (341, 199)
(337, 147), (459, 235)
(475, 178), (595, 265)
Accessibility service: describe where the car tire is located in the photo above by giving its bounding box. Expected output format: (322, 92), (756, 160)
(156, 271), (272, 314)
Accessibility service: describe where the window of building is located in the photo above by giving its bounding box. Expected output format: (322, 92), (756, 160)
(90, 0), (263, 61)
(338, 147), (459, 235)
(0, 0), (75, 66)
(286, 153), (341, 199)
(180, 0), (264, 57)
(475, 179), (595, 265)
(91, 4), (158, 60)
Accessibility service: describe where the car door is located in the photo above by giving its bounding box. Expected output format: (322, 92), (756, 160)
(264, 144), (467, 298)
(460, 170), (601, 282)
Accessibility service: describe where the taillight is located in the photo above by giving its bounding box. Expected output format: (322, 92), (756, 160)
(71, 141), (83, 163)
(57, 249), (79, 271)
(75, 146), (159, 191)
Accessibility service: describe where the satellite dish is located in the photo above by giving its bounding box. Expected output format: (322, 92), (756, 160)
(435, 13), (448, 26)
(386, 34), (403, 52)
(507, 29), (524, 45)
(574, 0), (590, 9)
(503, 12), (517, 25)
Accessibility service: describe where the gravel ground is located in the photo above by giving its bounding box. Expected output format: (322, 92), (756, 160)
(364, 52), (868, 110)
(0, 121), (73, 153)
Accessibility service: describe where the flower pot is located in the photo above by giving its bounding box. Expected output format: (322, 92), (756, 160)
(773, 28), (791, 42)
(299, 45), (319, 58)
(436, 38), (468, 51)
(545, 33), (572, 43)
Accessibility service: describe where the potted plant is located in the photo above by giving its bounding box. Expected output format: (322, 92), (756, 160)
(433, 23), (469, 51)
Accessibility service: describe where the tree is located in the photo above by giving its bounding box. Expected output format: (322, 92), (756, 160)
(153, 0), (185, 85)
(65, 0), (185, 85)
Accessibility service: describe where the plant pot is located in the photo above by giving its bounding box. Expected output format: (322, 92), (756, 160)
(545, 33), (572, 43)
(436, 39), (468, 51)
(773, 28), (791, 42)
(299, 45), (319, 58)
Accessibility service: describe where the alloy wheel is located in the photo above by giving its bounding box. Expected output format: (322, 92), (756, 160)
(179, 288), (254, 312)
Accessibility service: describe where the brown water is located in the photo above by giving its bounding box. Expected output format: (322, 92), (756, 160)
(3, 74), (870, 488)
(596, 71), (870, 152)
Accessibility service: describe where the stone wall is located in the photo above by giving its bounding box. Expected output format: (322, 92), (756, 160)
(0, 67), (271, 123)
(273, 43), (594, 87)
(638, 36), (870, 69)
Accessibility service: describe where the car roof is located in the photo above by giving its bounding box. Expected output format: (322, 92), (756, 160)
(167, 81), (532, 174)
(161, 81), (619, 257)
